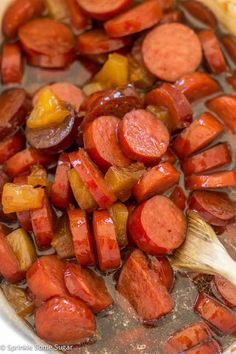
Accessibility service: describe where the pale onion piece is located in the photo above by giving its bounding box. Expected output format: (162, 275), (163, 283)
(198, 0), (236, 35)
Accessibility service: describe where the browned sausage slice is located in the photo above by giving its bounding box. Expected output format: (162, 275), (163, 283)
(0, 89), (30, 140)
(118, 109), (169, 163)
(78, 29), (132, 55)
(2, 0), (45, 39)
(35, 296), (96, 344)
(104, 0), (162, 38)
(189, 191), (236, 226)
(174, 72), (220, 103)
(142, 23), (202, 81)
(19, 18), (75, 56)
(145, 83), (193, 130)
(128, 195), (186, 254)
(214, 276), (236, 308)
(117, 249), (174, 321)
(181, 0), (217, 28)
(133, 162), (180, 202)
(64, 262), (113, 313)
(76, 0), (133, 20)
(84, 116), (131, 170)
(1, 43), (24, 84)
(198, 29), (227, 74)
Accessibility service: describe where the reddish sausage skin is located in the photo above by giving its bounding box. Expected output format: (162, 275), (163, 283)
(14, 175), (32, 232)
(30, 192), (55, 250)
(159, 10), (184, 25)
(0, 89), (30, 140)
(4, 148), (55, 178)
(27, 255), (68, 301)
(66, 0), (90, 31)
(172, 112), (224, 159)
(170, 186), (186, 211)
(69, 149), (117, 209)
(145, 83), (193, 130)
(117, 249), (174, 321)
(118, 109), (169, 163)
(104, 0), (162, 38)
(49, 83), (85, 113)
(0, 225), (24, 283)
(0, 131), (25, 164)
(93, 210), (120, 271)
(194, 292), (236, 335)
(207, 94), (236, 134)
(181, 143), (232, 175)
(77, 0), (133, 20)
(78, 30), (132, 55)
(2, 0), (45, 39)
(186, 170), (236, 190)
(64, 262), (113, 313)
(25, 48), (75, 69)
(184, 340), (222, 354)
(163, 321), (213, 353)
(82, 85), (143, 128)
(133, 162), (180, 202)
(1, 43), (24, 84)
(51, 153), (72, 210)
(214, 276), (236, 308)
(67, 208), (95, 266)
(142, 23), (202, 82)
(174, 71), (220, 103)
(221, 35), (236, 64)
(19, 18), (75, 57)
(189, 191), (236, 226)
(198, 29), (227, 74)
(181, 0), (217, 28)
(84, 116), (131, 170)
(227, 73), (236, 89)
(129, 195), (186, 254)
(149, 256), (174, 291)
(35, 296), (96, 344)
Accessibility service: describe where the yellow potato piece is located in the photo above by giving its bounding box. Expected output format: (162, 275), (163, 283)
(109, 202), (128, 248)
(2, 183), (44, 214)
(7, 228), (37, 272)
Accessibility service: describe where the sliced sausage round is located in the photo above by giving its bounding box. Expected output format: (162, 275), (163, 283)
(189, 191), (236, 226)
(2, 0), (45, 39)
(78, 29), (132, 55)
(214, 276), (236, 308)
(64, 262), (113, 313)
(19, 18), (75, 56)
(82, 85), (143, 129)
(198, 29), (227, 74)
(128, 195), (186, 254)
(76, 0), (133, 20)
(0, 131), (25, 165)
(145, 83), (193, 131)
(185, 170), (236, 190)
(149, 256), (174, 291)
(118, 109), (169, 163)
(84, 116), (131, 171)
(104, 0), (162, 38)
(27, 255), (68, 301)
(181, 0), (217, 28)
(142, 23), (202, 81)
(26, 105), (78, 154)
(35, 296), (96, 344)
(25, 48), (75, 69)
(1, 43), (24, 84)
(0, 88), (30, 140)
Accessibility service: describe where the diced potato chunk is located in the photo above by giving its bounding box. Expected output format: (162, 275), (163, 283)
(28, 165), (48, 187)
(1, 280), (34, 317)
(2, 183), (44, 214)
(146, 105), (172, 130)
(6, 228), (37, 272)
(109, 202), (128, 247)
(51, 215), (74, 259)
(105, 163), (146, 202)
(68, 168), (97, 211)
